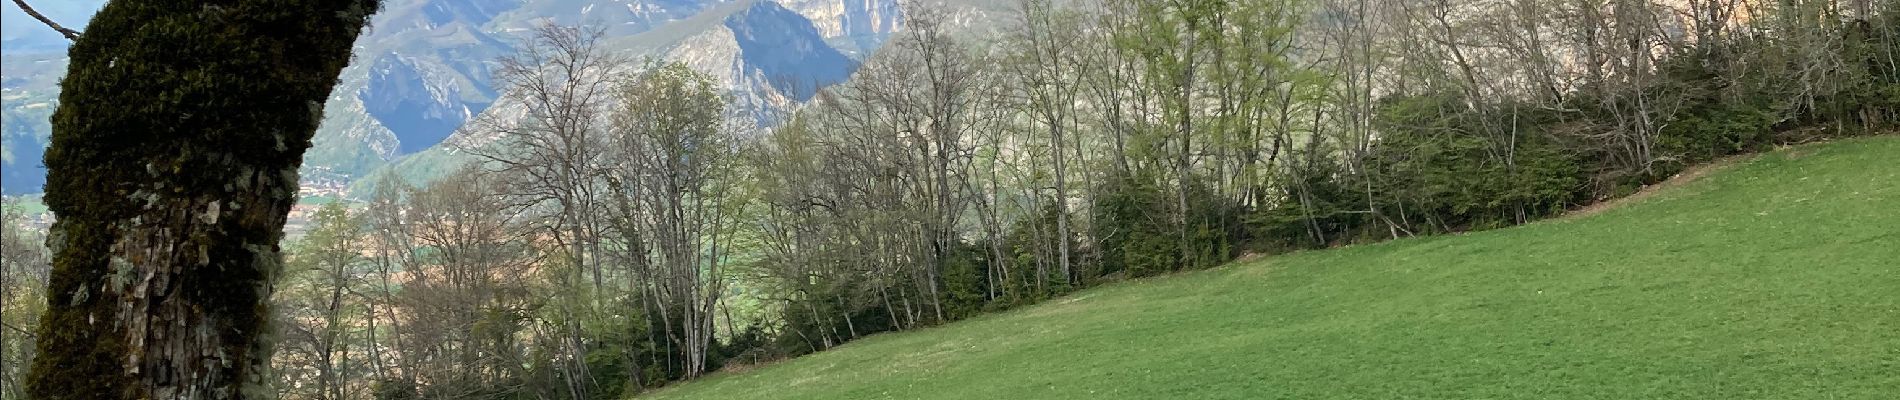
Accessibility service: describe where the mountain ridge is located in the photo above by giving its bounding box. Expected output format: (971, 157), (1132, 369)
(0, 0), (903, 195)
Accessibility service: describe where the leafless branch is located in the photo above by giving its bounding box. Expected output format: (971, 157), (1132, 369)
(9, 0), (81, 40)
(1, 321), (34, 338)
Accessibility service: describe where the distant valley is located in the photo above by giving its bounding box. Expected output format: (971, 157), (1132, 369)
(0, 0), (905, 195)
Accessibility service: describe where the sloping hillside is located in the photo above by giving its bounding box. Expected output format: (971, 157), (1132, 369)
(642, 136), (1900, 399)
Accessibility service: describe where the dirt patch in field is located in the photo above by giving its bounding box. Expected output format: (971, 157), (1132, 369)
(1561, 153), (1754, 220)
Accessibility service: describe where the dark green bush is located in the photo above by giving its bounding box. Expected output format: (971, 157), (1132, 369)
(1091, 171), (1179, 277)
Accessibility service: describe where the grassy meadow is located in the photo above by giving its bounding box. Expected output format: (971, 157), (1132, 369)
(642, 136), (1900, 399)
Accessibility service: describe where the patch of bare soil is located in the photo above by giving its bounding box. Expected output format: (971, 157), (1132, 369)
(713, 353), (790, 376)
(1561, 153), (1754, 220)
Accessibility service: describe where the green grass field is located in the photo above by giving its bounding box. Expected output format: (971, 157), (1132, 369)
(644, 136), (1900, 400)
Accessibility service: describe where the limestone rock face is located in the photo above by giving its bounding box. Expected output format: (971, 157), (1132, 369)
(780, 0), (903, 56)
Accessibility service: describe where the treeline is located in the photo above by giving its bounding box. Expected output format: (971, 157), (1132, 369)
(268, 24), (758, 399)
(751, 0), (1897, 366)
(1, 199), (51, 399)
(3, 0), (1894, 399)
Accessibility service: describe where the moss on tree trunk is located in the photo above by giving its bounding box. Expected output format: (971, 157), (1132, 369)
(26, 1), (380, 398)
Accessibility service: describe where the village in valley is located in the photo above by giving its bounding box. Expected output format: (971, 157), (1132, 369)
(6, 175), (353, 236)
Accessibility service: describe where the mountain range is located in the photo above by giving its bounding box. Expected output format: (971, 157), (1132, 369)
(0, 0), (907, 195)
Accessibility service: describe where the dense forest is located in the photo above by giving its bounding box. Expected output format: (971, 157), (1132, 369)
(2, 0), (1895, 399)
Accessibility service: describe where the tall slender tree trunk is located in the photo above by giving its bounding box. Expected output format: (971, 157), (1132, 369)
(1177, 30), (1198, 271)
(836, 293), (858, 340)
(1, 253), (11, 399)
(1053, 114), (1074, 285)
(28, 1), (379, 399)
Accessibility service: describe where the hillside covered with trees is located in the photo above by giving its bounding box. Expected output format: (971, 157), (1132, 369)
(1, 0), (1894, 399)
(642, 135), (1900, 399)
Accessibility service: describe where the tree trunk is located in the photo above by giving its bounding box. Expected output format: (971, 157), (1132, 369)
(27, 1), (380, 399)
(1052, 101), (1074, 286)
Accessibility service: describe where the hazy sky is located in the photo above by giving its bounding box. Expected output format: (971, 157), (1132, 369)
(2, 1), (105, 53)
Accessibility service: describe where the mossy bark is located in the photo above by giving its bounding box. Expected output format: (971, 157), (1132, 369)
(26, 1), (380, 399)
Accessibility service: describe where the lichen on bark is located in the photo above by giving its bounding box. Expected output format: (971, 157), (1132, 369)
(25, 1), (381, 399)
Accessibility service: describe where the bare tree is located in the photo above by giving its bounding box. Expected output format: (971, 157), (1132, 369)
(468, 23), (624, 294)
(853, 2), (991, 321)
(463, 23), (625, 398)
(605, 61), (741, 379)
(362, 176), (420, 389)
(398, 167), (541, 398)
(1010, 0), (1088, 287)
(274, 202), (369, 400)
(1, 198), (51, 399)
